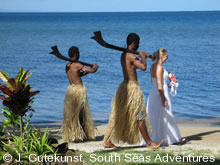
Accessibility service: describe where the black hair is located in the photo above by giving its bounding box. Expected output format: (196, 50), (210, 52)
(126, 33), (140, 46)
(68, 46), (79, 58)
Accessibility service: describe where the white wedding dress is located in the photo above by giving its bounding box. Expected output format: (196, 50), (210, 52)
(142, 68), (181, 146)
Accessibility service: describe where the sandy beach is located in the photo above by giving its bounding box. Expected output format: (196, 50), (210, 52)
(45, 121), (220, 157)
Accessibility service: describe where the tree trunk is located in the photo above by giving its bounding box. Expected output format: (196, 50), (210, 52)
(19, 115), (23, 151)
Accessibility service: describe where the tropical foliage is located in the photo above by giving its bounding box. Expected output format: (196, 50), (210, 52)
(0, 67), (40, 140)
(0, 68), (60, 164)
(1, 118), (55, 164)
(0, 107), (20, 134)
(4, 125), (54, 164)
(0, 67), (39, 117)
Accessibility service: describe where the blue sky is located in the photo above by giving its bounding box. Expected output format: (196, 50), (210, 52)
(1, 0), (220, 12)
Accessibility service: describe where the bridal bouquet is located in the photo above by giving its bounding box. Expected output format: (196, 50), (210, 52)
(168, 73), (179, 96)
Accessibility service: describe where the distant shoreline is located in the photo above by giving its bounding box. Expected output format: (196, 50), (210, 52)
(0, 10), (220, 14)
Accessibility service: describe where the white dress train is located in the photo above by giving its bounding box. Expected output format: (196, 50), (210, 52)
(142, 69), (181, 146)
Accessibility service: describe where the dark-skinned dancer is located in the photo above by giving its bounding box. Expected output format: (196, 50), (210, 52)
(104, 34), (163, 149)
(63, 46), (98, 142)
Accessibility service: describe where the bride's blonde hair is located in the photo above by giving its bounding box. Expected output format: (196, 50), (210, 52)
(152, 48), (168, 61)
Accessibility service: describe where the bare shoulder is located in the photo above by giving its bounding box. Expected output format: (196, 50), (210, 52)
(126, 52), (137, 61)
(70, 62), (83, 70)
(156, 64), (164, 73)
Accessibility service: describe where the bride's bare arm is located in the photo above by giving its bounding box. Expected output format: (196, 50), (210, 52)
(156, 64), (168, 106)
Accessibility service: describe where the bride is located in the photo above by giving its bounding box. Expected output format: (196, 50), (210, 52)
(142, 48), (184, 146)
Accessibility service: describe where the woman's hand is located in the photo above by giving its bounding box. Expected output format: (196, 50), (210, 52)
(162, 98), (168, 107)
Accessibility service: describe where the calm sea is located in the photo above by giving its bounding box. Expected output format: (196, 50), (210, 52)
(0, 11), (220, 125)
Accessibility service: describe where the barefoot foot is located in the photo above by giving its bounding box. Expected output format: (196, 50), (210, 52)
(103, 141), (119, 148)
(146, 140), (163, 149)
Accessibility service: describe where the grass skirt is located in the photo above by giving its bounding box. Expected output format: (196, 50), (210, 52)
(63, 84), (95, 142)
(104, 80), (152, 144)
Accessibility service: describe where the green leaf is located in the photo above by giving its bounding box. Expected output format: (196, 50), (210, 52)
(31, 133), (39, 143)
(24, 114), (32, 131)
(4, 145), (19, 159)
(0, 71), (12, 88)
(20, 70), (29, 84)
(15, 67), (23, 83)
(44, 144), (54, 153)
(28, 141), (33, 153)
(41, 129), (49, 145)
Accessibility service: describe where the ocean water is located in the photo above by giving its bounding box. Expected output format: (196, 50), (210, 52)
(0, 11), (220, 125)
